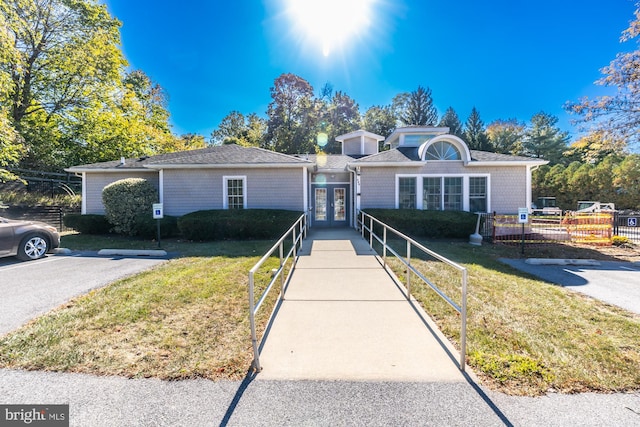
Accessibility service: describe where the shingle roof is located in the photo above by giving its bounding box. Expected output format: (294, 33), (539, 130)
(353, 147), (418, 163)
(354, 147), (547, 164)
(307, 154), (357, 170)
(67, 144), (313, 170)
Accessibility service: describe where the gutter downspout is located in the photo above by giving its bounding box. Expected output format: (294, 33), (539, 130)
(347, 165), (360, 229)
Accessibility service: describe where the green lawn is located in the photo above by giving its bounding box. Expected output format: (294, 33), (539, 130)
(0, 233), (638, 395)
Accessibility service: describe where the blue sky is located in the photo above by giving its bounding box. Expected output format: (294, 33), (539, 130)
(104, 0), (638, 140)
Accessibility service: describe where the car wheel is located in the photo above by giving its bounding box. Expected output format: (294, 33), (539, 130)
(17, 234), (49, 261)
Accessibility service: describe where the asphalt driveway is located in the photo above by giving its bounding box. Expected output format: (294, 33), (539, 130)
(0, 252), (168, 336)
(499, 259), (640, 314)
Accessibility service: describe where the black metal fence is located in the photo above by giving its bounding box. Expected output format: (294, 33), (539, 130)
(478, 211), (640, 245)
(614, 212), (640, 243)
(0, 206), (79, 232)
(4, 168), (82, 197)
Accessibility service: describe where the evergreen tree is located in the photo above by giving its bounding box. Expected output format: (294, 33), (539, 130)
(438, 107), (464, 138)
(394, 86), (438, 126)
(463, 107), (490, 151)
(522, 112), (569, 164)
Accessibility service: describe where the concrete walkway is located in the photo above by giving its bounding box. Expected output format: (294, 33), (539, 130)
(257, 228), (466, 382)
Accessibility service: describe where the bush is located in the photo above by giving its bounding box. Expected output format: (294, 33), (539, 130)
(362, 209), (477, 239)
(102, 178), (158, 236)
(63, 213), (111, 234)
(178, 209), (303, 241)
(135, 214), (179, 239)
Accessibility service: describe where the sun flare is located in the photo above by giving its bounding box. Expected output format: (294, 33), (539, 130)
(285, 0), (374, 57)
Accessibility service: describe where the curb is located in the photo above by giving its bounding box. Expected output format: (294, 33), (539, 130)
(525, 258), (600, 266)
(97, 249), (168, 257)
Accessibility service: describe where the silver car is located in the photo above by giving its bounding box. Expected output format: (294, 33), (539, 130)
(0, 216), (61, 260)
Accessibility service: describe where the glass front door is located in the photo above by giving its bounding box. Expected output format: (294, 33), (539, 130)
(313, 185), (348, 227)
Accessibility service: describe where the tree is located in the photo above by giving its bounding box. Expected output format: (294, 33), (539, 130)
(174, 133), (207, 151)
(363, 105), (396, 150)
(566, 4), (640, 148)
(1, 0), (124, 126)
(394, 86), (438, 126)
(522, 112), (569, 164)
(486, 119), (525, 154)
(463, 107), (490, 151)
(319, 91), (361, 153)
(265, 73), (318, 154)
(1, 0), (177, 172)
(563, 130), (626, 164)
(438, 107), (464, 138)
(211, 111), (266, 147)
(613, 154), (640, 209)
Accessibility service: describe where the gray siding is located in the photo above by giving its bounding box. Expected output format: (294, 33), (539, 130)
(359, 167), (403, 209)
(162, 168), (306, 216)
(358, 163), (528, 214)
(85, 172), (159, 214)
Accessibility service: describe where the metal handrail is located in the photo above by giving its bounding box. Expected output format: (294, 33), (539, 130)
(358, 211), (468, 371)
(248, 213), (307, 371)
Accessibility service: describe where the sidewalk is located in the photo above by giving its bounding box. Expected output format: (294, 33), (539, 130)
(257, 227), (466, 382)
(1, 228), (639, 426)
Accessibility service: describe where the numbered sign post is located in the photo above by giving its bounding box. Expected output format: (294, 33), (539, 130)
(153, 203), (163, 248)
(518, 208), (529, 255)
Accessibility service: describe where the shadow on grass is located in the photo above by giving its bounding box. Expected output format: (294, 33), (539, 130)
(61, 233), (278, 258)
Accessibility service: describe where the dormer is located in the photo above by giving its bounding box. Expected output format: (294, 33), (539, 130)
(336, 130), (385, 156)
(384, 126), (450, 149)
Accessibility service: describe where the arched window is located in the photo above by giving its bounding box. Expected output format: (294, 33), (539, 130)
(424, 141), (461, 160)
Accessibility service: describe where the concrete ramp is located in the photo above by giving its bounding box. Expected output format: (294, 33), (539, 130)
(257, 228), (466, 382)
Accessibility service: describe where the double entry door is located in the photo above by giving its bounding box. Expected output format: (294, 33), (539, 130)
(312, 184), (349, 227)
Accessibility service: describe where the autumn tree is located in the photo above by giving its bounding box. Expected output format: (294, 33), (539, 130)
(265, 73), (318, 154)
(0, 0), (177, 172)
(393, 86), (438, 126)
(566, 4), (640, 149)
(318, 91), (361, 153)
(363, 105), (396, 150)
(521, 112), (569, 164)
(486, 119), (525, 154)
(438, 107), (464, 138)
(463, 107), (491, 151)
(563, 130), (626, 164)
(211, 111), (266, 147)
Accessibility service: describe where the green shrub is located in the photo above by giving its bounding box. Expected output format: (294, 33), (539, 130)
(63, 213), (111, 234)
(612, 235), (632, 246)
(102, 178), (158, 236)
(178, 209), (303, 241)
(135, 214), (179, 239)
(362, 209), (477, 239)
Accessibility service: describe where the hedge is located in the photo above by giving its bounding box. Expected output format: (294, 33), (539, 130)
(135, 214), (180, 239)
(63, 213), (111, 234)
(102, 178), (158, 236)
(362, 209), (477, 239)
(178, 209), (303, 241)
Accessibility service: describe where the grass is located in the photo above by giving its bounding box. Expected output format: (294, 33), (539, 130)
(383, 238), (640, 395)
(0, 235), (282, 380)
(0, 233), (639, 395)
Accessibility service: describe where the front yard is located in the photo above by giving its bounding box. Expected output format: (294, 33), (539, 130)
(0, 233), (638, 395)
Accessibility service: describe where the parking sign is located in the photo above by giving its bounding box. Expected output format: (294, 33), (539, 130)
(152, 203), (164, 219)
(629, 217), (638, 227)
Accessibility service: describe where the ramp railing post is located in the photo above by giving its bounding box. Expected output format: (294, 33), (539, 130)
(460, 268), (468, 372)
(383, 226), (387, 268)
(248, 271), (261, 371)
(406, 241), (411, 299)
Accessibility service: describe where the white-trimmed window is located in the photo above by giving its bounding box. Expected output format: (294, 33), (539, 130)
(469, 176), (487, 212)
(398, 177), (417, 209)
(398, 174), (489, 212)
(223, 176), (247, 209)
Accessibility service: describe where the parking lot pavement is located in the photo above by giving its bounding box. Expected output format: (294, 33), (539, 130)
(0, 252), (167, 336)
(499, 258), (640, 314)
